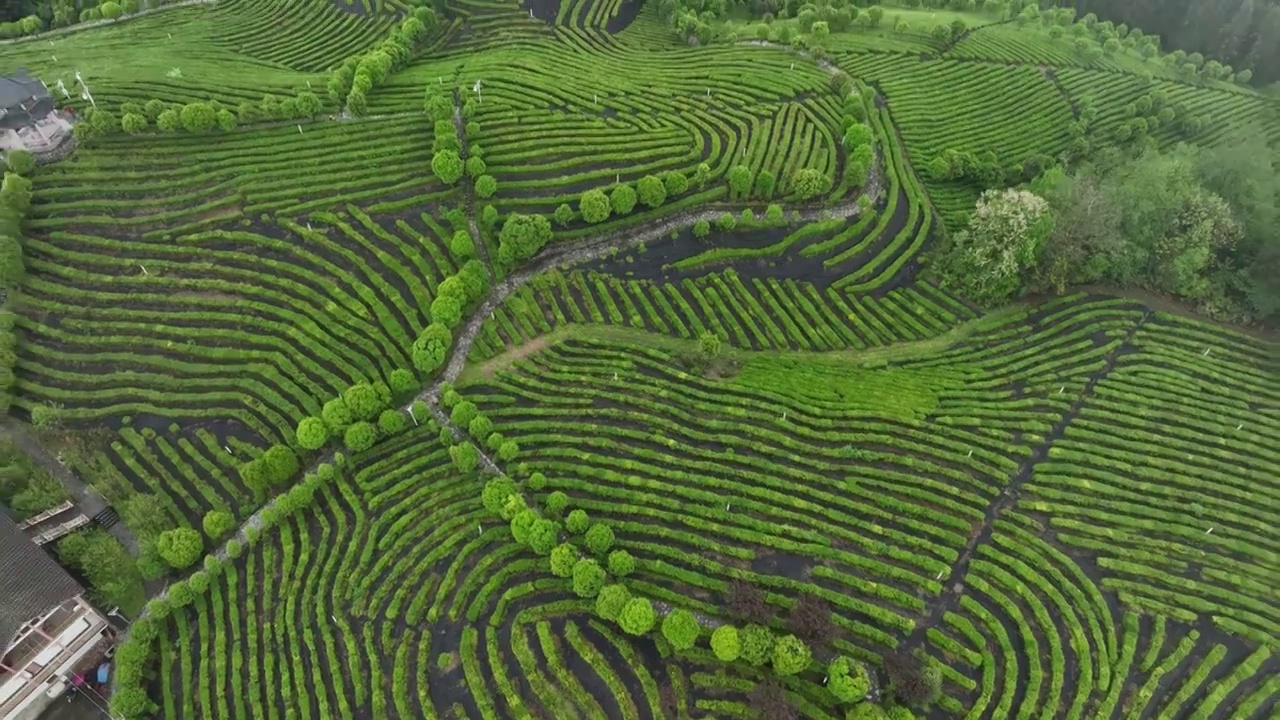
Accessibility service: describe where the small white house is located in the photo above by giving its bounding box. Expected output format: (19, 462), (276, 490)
(0, 70), (72, 157)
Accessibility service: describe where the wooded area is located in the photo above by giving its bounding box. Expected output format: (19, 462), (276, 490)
(1070, 0), (1280, 83)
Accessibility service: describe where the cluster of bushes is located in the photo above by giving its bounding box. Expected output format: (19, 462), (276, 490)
(932, 135), (1277, 323)
(836, 79), (876, 190)
(330, 8), (438, 116)
(0, 0), (144, 38)
(411, 260), (489, 374)
(690, 204), (787, 239)
(0, 163), (33, 413)
(441, 388), (519, 466)
(1113, 91), (1204, 143)
(74, 91), (324, 144)
(111, 458), (346, 720)
(571, 168), (696, 226)
(293, 376), (418, 454)
(422, 89), (497, 194)
(235, 444), (300, 500)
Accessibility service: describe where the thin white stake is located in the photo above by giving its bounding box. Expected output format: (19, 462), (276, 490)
(409, 407), (418, 426)
(297, 124), (303, 134)
(530, 8), (533, 17)
(1059, 386), (1065, 394)
(139, 265), (148, 275)
(331, 615), (337, 624)
(1236, 423), (1243, 431)
(823, 675), (829, 685)
(306, 222), (313, 232)
(51, 54), (57, 62)
(790, 62), (795, 69)
(478, 524), (483, 536)
(967, 450), (973, 458)
(782, 411), (787, 421)
(1203, 348), (1211, 356)
(1206, 527), (1213, 534)
(167, 33), (172, 39)
(224, 446), (233, 454)
(936, 570), (944, 580)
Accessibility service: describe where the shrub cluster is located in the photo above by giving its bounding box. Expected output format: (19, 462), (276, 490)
(331, 9), (439, 115)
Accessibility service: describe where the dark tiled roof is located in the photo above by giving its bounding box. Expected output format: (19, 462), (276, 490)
(0, 507), (82, 651)
(0, 69), (50, 110)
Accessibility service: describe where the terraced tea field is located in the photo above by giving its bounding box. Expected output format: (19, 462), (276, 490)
(1, 0), (1276, 719)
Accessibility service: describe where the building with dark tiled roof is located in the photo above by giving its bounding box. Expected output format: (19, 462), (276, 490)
(0, 508), (111, 720)
(0, 70), (72, 158)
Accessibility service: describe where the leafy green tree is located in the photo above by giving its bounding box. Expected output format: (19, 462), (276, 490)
(727, 164), (753, 199)
(482, 477), (517, 517)
(526, 518), (558, 555)
(343, 421), (377, 452)
(294, 91), (323, 117)
(432, 150), (464, 184)
(497, 213), (553, 267)
(201, 510), (235, 541)
(754, 170), (776, 199)
(497, 439), (519, 462)
(295, 412), (330, 445)
(450, 400), (477, 426)
(580, 188), (611, 224)
(585, 522), (615, 554)
(550, 543), (577, 576)
(662, 609), (701, 651)
(572, 558), (606, 598)
(772, 634), (811, 676)
(828, 656), (871, 703)
(740, 623), (775, 666)
(553, 202), (575, 227)
(342, 383), (381, 420)
(468, 415), (493, 440)
(179, 102), (217, 133)
(465, 156), (487, 178)
(711, 624), (741, 661)
(566, 508), (590, 534)
(596, 583), (631, 621)
(610, 183), (638, 214)
(412, 322), (451, 373)
(474, 174), (498, 198)
(120, 113), (148, 134)
(156, 528), (203, 569)
(693, 162), (712, 188)
(430, 293), (463, 328)
(378, 409), (407, 435)
(510, 509), (537, 544)
(844, 123), (873, 149)
(935, 188), (1051, 305)
(693, 219), (711, 238)
(607, 549), (635, 576)
(765, 204), (784, 223)
(619, 597), (656, 635)
(698, 331), (722, 359)
(215, 109), (237, 132)
(526, 472), (547, 491)
(663, 170), (689, 196)
(637, 174), (667, 208)
(716, 212), (736, 232)
(792, 168), (832, 199)
(545, 490), (569, 516)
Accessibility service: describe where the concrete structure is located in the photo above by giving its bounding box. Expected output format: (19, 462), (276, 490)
(0, 509), (112, 720)
(0, 70), (73, 159)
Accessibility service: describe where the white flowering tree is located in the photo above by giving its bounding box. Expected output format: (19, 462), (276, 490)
(937, 188), (1052, 306)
